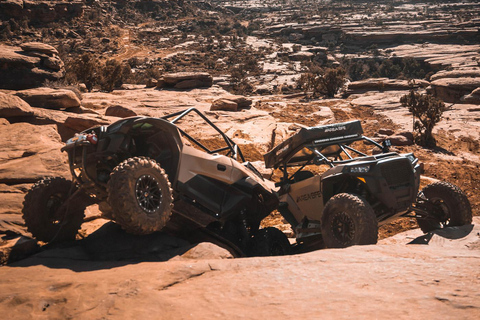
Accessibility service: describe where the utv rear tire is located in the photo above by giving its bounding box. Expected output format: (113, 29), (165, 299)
(249, 227), (291, 256)
(22, 177), (85, 242)
(107, 157), (173, 235)
(321, 193), (378, 248)
(416, 181), (472, 233)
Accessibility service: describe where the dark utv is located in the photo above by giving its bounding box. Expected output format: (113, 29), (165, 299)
(22, 108), (290, 257)
(264, 120), (472, 249)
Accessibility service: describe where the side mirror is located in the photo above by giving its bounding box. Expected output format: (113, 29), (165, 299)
(382, 139), (392, 152)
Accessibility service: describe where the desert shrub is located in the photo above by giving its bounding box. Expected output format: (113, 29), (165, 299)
(297, 67), (346, 98)
(65, 54), (130, 92)
(65, 53), (100, 91)
(230, 66), (253, 95)
(100, 59), (129, 92)
(400, 89), (446, 147)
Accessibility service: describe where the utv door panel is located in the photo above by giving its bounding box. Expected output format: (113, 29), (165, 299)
(177, 146), (234, 185)
(286, 175), (323, 221)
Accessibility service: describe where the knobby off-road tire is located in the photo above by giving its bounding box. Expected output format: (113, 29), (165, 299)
(416, 181), (472, 233)
(321, 193), (378, 248)
(248, 227), (291, 257)
(22, 177), (85, 243)
(107, 157), (173, 235)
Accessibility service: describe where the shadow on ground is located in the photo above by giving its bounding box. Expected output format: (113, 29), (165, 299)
(408, 224), (475, 244)
(7, 222), (233, 272)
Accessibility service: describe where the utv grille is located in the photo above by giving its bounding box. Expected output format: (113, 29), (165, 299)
(380, 160), (412, 187)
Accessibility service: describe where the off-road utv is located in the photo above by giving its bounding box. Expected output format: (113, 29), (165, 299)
(22, 108), (290, 257)
(264, 120), (472, 249)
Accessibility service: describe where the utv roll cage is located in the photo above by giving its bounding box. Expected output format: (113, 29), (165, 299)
(263, 120), (392, 183)
(162, 108), (245, 162)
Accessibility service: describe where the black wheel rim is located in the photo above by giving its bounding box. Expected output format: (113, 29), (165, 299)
(430, 197), (450, 227)
(135, 174), (162, 214)
(46, 194), (64, 225)
(332, 212), (355, 245)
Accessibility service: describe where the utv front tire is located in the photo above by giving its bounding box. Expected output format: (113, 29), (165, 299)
(107, 157), (173, 235)
(249, 227), (291, 256)
(321, 193), (378, 248)
(22, 177), (85, 242)
(416, 181), (472, 233)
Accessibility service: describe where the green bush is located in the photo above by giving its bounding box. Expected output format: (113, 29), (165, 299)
(400, 90), (446, 147)
(65, 53), (99, 91)
(65, 54), (130, 92)
(297, 67), (346, 98)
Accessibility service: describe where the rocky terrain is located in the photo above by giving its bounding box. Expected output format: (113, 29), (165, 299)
(0, 0), (479, 318)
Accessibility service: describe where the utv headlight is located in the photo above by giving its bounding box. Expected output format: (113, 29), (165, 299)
(348, 165), (371, 173)
(405, 153), (417, 165)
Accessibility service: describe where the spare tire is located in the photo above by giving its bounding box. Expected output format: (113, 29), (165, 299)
(22, 177), (86, 242)
(107, 157), (173, 235)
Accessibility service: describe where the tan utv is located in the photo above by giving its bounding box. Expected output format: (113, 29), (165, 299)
(22, 108), (290, 257)
(264, 120), (472, 250)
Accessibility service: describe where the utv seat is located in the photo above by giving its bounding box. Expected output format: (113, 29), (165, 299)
(293, 171), (314, 183)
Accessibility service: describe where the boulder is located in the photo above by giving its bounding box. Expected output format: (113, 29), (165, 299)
(0, 123), (69, 184)
(15, 87), (81, 109)
(0, 44), (65, 90)
(378, 128), (395, 136)
(179, 242), (233, 260)
(20, 42), (59, 56)
(162, 72), (213, 89)
(210, 99), (238, 112)
(397, 131), (414, 142)
(210, 97), (253, 112)
(105, 105), (137, 118)
(289, 52), (314, 61)
(430, 78), (480, 103)
(0, 94), (34, 118)
(64, 116), (109, 132)
(146, 78), (158, 88)
(231, 97), (252, 109)
(174, 79), (208, 90)
(388, 134), (413, 146)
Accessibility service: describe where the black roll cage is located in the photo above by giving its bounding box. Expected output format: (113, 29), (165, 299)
(279, 135), (389, 183)
(162, 108), (245, 162)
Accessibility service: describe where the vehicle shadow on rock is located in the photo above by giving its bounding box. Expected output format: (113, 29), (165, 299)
(408, 223), (475, 245)
(9, 222), (235, 272)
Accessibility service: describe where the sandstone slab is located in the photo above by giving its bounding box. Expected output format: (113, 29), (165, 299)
(0, 94), (34, 118)
(0, 44), (65, 90)
(161, 72), (213, 89)
(15, 87), (81, 109)
(20, 42), (59, 56)
(0, 123), (69, 184)
(0, 220), (478, 319)
(105, 105), (137, 118)
(430, 77), (480, 103)
(347, 78), (429, 94)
